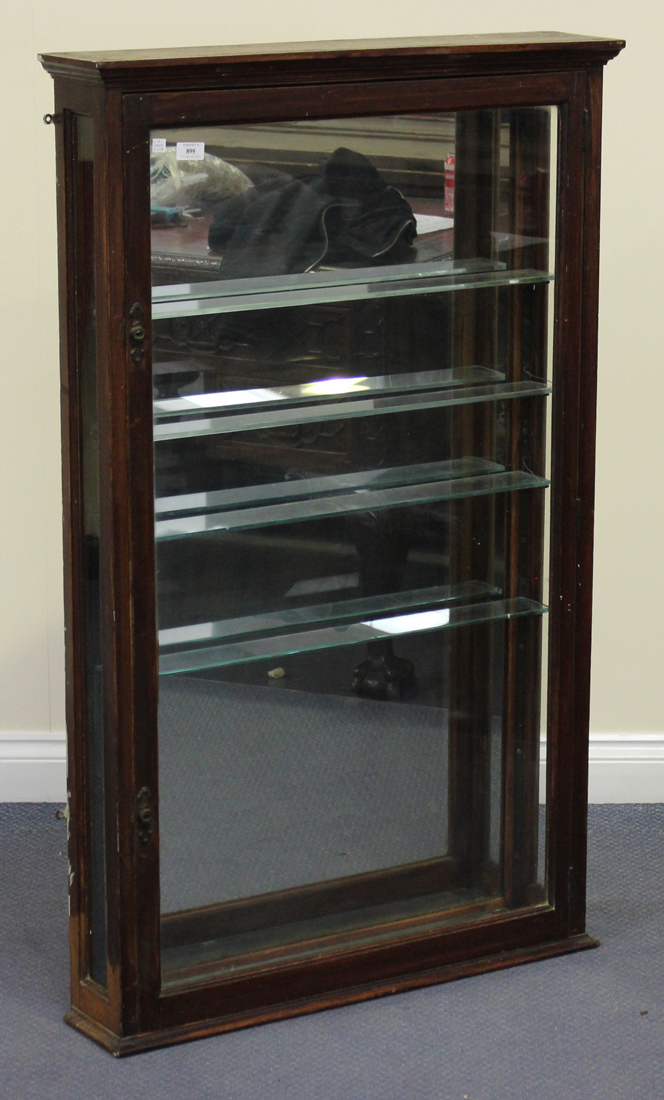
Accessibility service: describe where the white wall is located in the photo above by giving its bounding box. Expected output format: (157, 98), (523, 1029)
(1, 1), (662, 801)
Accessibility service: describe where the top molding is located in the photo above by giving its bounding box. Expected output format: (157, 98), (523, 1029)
(39, 32), (625, 91)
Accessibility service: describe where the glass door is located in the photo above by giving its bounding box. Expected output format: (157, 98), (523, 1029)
(147, 107), (557, 985)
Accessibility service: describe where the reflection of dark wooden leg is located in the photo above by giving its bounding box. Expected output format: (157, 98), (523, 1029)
(351, 639), (415, 701)
(153, 368), (199, 399)
(349, 508), (415, 700)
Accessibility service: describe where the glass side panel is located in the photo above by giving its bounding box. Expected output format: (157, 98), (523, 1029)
(151, 107), (557, 983)
(72, 114), (107, 988)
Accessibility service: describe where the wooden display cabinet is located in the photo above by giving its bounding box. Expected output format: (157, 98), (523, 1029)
(40, 32), (623, 1055)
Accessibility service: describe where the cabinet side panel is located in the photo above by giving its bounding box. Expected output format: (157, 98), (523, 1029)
(53, 77), (121, 1030)
(545, 73), (594, 933)
(56, 100), (87, 1002)
(568, 66), (604, 934)
(74, 113), (108, 989)
(56, 105), (108, 989)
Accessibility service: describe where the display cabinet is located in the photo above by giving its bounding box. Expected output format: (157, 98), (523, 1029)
(40, 32), (623, 1054)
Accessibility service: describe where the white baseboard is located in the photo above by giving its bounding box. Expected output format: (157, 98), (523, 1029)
(537, 734), (664, 803)
(0, 734), (67, 802)
(1, 732), (663, 804)
(587, 734), (664, 803)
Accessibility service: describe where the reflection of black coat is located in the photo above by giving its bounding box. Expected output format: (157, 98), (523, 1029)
(208, 147), (417, 278)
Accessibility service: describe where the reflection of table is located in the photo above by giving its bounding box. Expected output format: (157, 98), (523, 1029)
(152, 215), (222, 284)
(151, 208), (454, 284)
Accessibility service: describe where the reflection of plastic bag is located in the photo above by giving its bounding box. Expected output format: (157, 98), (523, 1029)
(150, 147), (252, 210)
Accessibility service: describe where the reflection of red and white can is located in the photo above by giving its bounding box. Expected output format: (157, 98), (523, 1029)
(444, 153), (455, 215)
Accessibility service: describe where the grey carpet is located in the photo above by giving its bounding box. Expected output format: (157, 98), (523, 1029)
(159, 677), (452, 910)
(2, 804), (663, 1098)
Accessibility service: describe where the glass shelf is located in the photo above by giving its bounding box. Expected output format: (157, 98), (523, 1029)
(152, 265), (554, 319)
(155, 455), (504, 518)
(153, 257), (505, 306)
(153, 365), (505, 420)
(159, 595), (548, 675)
(158, 579), (500, 649)
(153, 379), (552, 443)
(155, 468), (549, 539)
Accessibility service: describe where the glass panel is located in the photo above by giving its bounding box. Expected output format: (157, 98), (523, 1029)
(153, 378), (551, 441)
(155, 455), (505, 516)
(152, 267), (553, 318)
(160, 596), (546, 675)
(158, 618), (508, 979)
(155, 469), (548, 538)
(151, 257), (507, 306)
(153, 365), (504, 418)
(150, 107), (556, 983)
(73, 114), (107, 987)
(159, 579), (500, 649)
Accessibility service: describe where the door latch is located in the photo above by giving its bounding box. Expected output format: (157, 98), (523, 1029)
(128, 302), (146, 364)
(136, 786), (155, 843)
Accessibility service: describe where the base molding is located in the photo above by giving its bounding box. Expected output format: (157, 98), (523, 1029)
(2, 733), (664, 803)
(0, 734), (66, 801)
(539, 733), (664, 803)
(587, 734), (664, 802)
(65, 932), (599, 1057)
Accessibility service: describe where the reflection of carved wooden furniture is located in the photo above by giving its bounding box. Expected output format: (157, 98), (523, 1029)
(41, 32), (623, 1056)
(153, 238), (452, 698)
